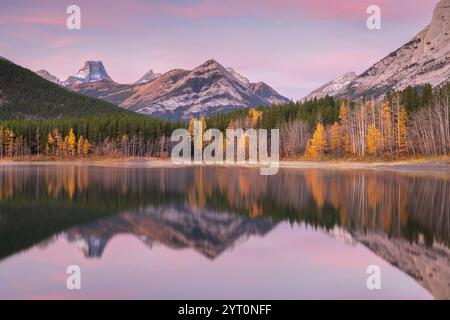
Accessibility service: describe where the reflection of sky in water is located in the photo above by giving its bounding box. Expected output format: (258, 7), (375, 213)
(0, 223), (432, 300)
(0, 165), (448, 299)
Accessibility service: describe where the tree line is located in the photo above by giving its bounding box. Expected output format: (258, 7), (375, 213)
(0, 83), (448, 160)
(303, 84), (448, 159)
(0, 114), (184, 159)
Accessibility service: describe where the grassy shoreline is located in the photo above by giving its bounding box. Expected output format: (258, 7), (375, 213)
(0, 156), (449, 172)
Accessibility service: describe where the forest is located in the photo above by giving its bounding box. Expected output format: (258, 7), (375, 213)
(0, 82), (448, 160)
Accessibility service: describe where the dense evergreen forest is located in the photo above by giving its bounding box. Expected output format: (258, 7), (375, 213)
(0, 59), (125, 119)
(0, 55), (448, 160)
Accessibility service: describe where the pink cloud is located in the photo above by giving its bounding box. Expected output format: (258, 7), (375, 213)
(47, 37), (80, 49)
(133, 0), (438, 21)
(0, 15), (65, 27)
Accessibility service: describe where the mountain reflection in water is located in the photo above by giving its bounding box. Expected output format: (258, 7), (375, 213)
(0, 165), (449, 299)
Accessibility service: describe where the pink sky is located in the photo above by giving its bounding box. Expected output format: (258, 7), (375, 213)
(0, 0), (440, 99)
(0, 224), (432, 299)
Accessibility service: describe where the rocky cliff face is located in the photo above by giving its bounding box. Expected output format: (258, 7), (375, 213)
(308, 0), (450, 100)
(63, 61), (113, 86)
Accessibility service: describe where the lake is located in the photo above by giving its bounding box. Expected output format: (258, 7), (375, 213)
(0, 164), (449, 299)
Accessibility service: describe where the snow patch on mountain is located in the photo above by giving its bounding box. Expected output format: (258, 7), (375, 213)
(127, 59), (273, 119)
(61, 59), (289, 120)
(133, 69), (161, 84)
(304, 72), (357, 100)
(63, 61), (113, 86)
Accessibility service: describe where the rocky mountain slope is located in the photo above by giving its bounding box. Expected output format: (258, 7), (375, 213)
(35, 70), (61, 85)
(304, 72), (357, 100)
(307, 0), (450, 100)
(249, 81), (291, 105)
(355, 231), (450, 300)
(38, 59), (289, 120)
(121, 59), (274, 120)
(132, 69), (161, 84)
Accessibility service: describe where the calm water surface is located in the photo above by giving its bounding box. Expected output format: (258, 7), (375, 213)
(0, 164), (449, 299)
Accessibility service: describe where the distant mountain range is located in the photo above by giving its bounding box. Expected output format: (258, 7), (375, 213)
(36, 59), (290, 120)
(305, 0), (450, 101)
(4, 0), (449, 120)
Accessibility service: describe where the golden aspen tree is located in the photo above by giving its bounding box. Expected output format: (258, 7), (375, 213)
(397, 106), (408, 157)
(305, 123), (327, 159)
(188, 118), (206, 152)
(188, 118), (206, 136)
(366, 124), (383, 156)
(67, 128), (76, 156)
(338, 102), (352, 155)
(329, 122), (341, 155)
(82, 139), (90, 156)
(249, 108), (262, 127)
(188, 118), (196, 137)
(77, 135), (84, 157)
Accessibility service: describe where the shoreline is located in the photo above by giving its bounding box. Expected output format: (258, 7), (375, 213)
(0, 157), (449, 173)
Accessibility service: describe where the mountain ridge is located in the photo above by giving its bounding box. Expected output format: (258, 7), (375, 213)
(306, 0), (450, 101)
(57, 58), (290, 120)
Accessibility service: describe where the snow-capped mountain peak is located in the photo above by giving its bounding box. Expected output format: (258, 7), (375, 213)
(63, 60), (112, 86)
(133, 69), (161, 84)
(52, 58), (289, 120)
